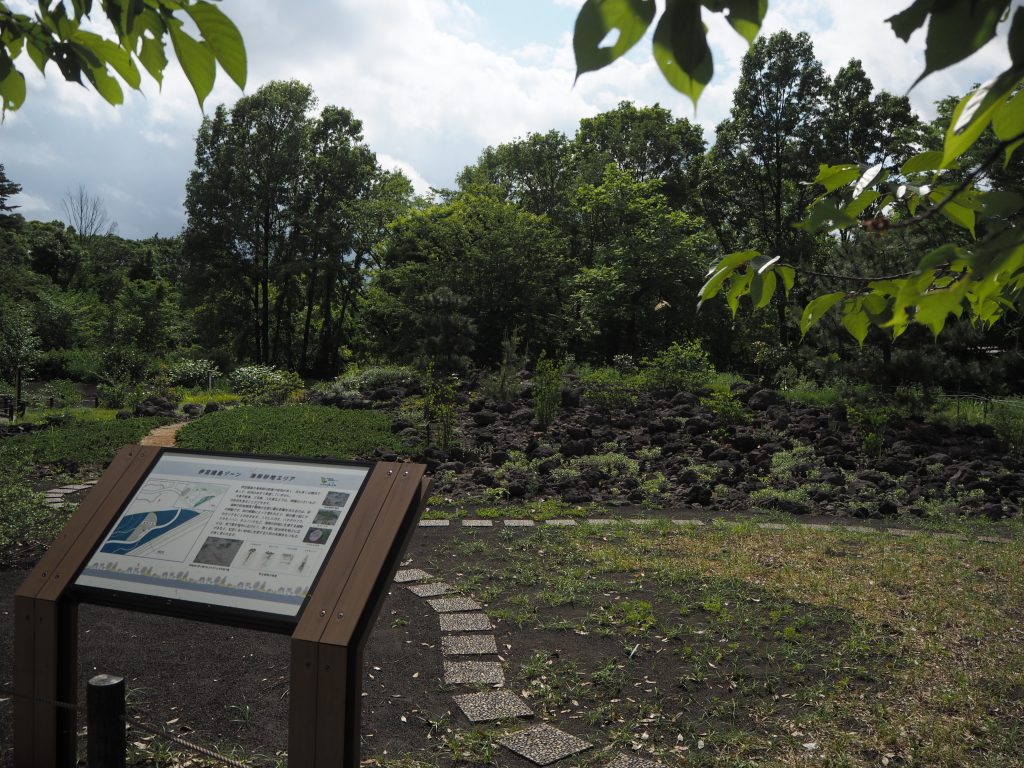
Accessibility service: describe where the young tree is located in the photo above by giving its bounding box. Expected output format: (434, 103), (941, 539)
(0, 298), (40, 421)
(62, 186), (114, 248)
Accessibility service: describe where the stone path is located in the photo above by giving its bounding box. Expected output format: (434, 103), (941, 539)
(394, 566), (612, 767)
(416, 516), (1014, 544)
(139, 421), (187, 447)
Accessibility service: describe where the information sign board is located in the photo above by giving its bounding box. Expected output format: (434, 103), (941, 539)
(73, 450), (371, 624)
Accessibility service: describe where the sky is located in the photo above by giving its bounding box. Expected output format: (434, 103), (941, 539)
(2, 0), (1017, 239)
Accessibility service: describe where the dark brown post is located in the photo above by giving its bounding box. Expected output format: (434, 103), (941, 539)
(87, 674), (126, 768)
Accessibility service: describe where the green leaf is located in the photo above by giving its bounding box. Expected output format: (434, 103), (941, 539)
(1009, 6), (1024, 69)
(915, 244), (963, 274)
(900, 150), (945, 174)
(930, 191), (976, 236)
(842, 301), (871, 345)
(78, 32), (142, 88)
(702, 0), (766, 44)
(0, 60), (27, 112)
(699, 249), (757, 302)
(751, 270), (776, 309)
(1006, 137), (1024, 166)
(777, 265), (795, 297)
(980, 190), (1024, 218)
(574, 0), (656, 78)
(942, 84), (1004, 168)
(887, 0), (933, 42)
(844, 189), (880, 219)
(800, 292), (845, 337)
(993, 83), (1024, 144)
(915, 280), (968, 337)
(916, 0), (1007, 86)
(813, 163), (860, 193)
(725, 269), (753, 316)
(168, 21), (215, 107)
(185, 0), (247, 89)
(652, 0), (712, 106)
(138, 33), (168, 84)
(85, 65), (124, 105)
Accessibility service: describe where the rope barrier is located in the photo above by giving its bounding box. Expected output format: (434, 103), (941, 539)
(0, 685), (257, 768)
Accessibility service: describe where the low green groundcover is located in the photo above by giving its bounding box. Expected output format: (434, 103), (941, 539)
(0, 416), (167, 468)
(175, 405), (402, 460)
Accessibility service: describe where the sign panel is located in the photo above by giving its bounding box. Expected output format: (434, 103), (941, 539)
(73, 450), (371, 620)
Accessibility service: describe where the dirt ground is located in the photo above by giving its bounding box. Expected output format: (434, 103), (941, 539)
(0, 525), (596, 767)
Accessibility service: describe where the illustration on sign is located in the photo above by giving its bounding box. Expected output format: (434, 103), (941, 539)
(74, 452), (371, 617)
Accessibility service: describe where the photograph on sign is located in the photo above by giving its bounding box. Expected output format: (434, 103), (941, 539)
(73, 451), (370, 618)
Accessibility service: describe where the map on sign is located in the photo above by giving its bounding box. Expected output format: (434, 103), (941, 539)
(98, 480), (226, 558)
(74, 452), (371, 619)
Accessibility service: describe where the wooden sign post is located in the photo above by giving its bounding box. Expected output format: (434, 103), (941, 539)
(14, 445), (430, 768)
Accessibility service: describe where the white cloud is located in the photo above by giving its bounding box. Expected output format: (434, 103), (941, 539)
(377, 153), (433, 194)
(0, 0), (1013, 238)
(9, 192), (52, 217)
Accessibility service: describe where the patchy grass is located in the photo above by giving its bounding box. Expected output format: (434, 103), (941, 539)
(0, 416), (167, 470)
(427, 521), (1024, 767)
(175, 405), (402, 460)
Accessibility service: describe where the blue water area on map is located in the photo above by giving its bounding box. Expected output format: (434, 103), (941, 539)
(100, 509), (201, 555)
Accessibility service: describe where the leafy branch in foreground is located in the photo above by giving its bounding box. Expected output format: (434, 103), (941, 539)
(575, 0), (1024, 343)
(0, 0), (246, 112)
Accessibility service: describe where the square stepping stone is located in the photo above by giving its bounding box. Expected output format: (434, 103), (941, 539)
(443, 660), (504, 686)
(453, 690), (533, 722)
(394, 568), (432, 583)
(504, 519), (535, 527)
(439, 612), (492, 632)
(498, 724), (591, 765)
(463, 519), (493, 527)
(407, 582), (455, 598)
(419, 519), (450, 527)
(607, 754), (664, 768)
(442, 634), (498, 655)
(629, 518), (655, 525)
(758, 522), (787, 530)
(545, 519), (577, 527)
(429, 596), (482, 613)
(672, 518), (705, 526)
(846, 525), (876, 534)
(587, 518), (613, 525)
(978, 535), (1011, 544)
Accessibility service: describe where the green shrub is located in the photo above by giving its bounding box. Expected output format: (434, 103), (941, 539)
(0, 417), (167, 468)
(166, 358), (220, 387)
(480, 329), (527, 403)
(0, 478), (70, 556)
(331, 364), (419, 394)
(533, 353), (565, 428)
(97, 380), (146, 409)
(641, 340), (713, 392)
(37, 379), (82, 409)
(228, 365), (304, 405)
(579, 366), (639, 408)
(701, 389), (749, 426)
(175, 405), (401, 459)
(424, 366), (459, 452)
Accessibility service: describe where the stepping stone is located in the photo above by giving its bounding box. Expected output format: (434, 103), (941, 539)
(419, 519), (449, 527)
(888, 528), (916, 536)
(607, 754), (664, 768)
(443, 660), (504, 686)
(758, 522), (787, 530)
(429, 596), (482, 613)
(442, 634), (498, 655)
(439, 612), (492, 632)
(545, 519), (576, 526)
(407, 582), (455, 598)
(498, 724), (591, 765)
(463, 519), (493, 527)
(672, 519), (705, 526)
(504, 519), (535, 527)
(978, 536), (1011, 544)
(587, 519), (613, 525)
(629, 518), (655, 525)
(453, 690), (533, 722)
(394, 568), (432, 583)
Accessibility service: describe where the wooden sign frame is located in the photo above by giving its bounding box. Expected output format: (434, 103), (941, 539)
(14, 444), (430, 768)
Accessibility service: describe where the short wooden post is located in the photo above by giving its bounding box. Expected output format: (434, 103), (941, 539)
(87, 674), (125, 768)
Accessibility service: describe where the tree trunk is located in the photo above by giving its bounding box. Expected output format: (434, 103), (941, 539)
(300, 266), (319, 374)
